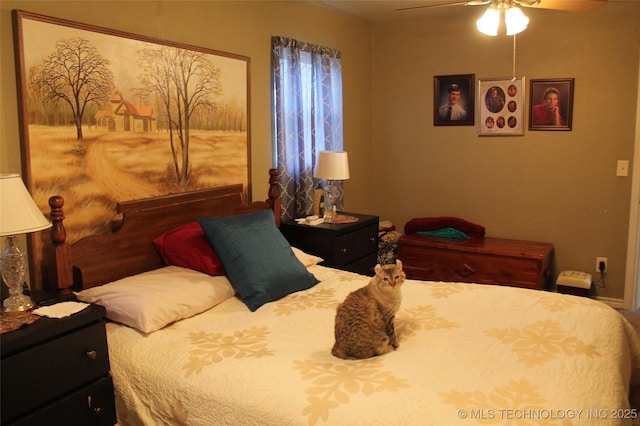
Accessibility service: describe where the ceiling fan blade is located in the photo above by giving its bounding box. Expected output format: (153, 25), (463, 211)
(518, 0), (608, 11)
(395, 1), (489, 12)
(395, 0), (606, 12)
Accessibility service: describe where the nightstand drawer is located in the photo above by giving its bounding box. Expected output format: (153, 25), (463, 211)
(10, 376), (117, 426)
(343, 252), (378, 276)
(334, 224), (378, 266)
(2, 322), (110, 423)
(280, 212), (379, 274)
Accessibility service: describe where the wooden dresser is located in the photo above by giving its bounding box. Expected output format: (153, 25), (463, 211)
(398, 234), (553, 290)
(1, 304), (116, 425)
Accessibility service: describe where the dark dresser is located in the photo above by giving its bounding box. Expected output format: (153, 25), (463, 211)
(280, 212), (379, 276)
(1, 304), (116, 425)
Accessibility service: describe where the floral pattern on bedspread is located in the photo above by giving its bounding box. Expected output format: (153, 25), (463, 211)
(183, 326), (273, 377)
(105, 265), (640, 426)
(273, 287), (338, 315)
(441, 378), (572, 426)
(486, 320), (601, 368)
(293, 357), (410, 425)
(396, 304), (460, 338)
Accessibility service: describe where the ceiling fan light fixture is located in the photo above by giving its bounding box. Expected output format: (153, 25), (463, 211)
(476, 6), (500, 36)
(505, 6), (529, 35)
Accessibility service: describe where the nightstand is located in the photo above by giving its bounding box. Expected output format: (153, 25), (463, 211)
(1, 304), (117, 425)
(280, 212), (379, 275)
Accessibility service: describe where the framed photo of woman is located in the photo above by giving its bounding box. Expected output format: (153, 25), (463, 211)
(433, 74), (475, 126)
(529, 78), (574, 131)
(478, 77), (524, 136)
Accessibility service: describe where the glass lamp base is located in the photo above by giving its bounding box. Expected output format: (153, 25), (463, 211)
(1, 235), (34, 313)
(3, 293), (34, 312)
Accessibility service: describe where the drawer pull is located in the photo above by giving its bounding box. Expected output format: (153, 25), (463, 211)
(340, 248), (347, 254)
(88, 395), (105, 416)
(454, 264), (475, 278)
(369, 237), (376, 242)
(86, 350), (97, 360)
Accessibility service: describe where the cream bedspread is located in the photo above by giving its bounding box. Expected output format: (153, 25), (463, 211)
(107, 265), (640, 425)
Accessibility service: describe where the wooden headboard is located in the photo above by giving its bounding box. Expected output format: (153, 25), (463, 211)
(48, 169), (280, 291)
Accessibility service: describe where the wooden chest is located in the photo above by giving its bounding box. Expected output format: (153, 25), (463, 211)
(398, 234), (553, 290)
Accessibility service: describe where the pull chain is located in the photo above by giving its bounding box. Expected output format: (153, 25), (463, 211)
(512, 34), (517, 80)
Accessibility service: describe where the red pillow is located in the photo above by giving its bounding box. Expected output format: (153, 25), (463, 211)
(153, 222), (225, 276)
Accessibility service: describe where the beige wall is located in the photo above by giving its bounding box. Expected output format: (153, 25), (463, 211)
(371, 3), (640, 300)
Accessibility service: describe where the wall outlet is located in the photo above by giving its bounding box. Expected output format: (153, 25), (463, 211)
(596, 257), (608, 273)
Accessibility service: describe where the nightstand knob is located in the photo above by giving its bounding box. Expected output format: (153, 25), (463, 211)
(86, 350), (97, 360)
(340, 248), (347, 254)
(88, 395), (105, 417)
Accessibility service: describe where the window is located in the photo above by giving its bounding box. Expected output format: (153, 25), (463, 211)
(272, 36), (343, 221)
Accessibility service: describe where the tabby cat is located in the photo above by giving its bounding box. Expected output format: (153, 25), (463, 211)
(331, 259), (405, 360)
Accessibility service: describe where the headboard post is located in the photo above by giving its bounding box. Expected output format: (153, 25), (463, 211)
(47, 195), (73, 291)
(267, 168), (281, 227)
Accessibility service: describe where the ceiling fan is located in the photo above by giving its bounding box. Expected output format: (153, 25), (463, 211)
(395, 0), (608, 13)
(396, 0), (607, 36)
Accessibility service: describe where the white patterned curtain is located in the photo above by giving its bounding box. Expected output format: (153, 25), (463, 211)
(271, 36), (343, 222)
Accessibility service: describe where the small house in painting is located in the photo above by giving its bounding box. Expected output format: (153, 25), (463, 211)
(95, 90), (155, 132)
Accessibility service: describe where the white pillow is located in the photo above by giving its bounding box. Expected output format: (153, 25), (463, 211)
(292, 246), (324, 267)
(76, 266), (235, 333)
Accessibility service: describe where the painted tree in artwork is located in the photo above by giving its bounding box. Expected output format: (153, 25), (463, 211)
(29, 37), (115, 140)
(135, 46), (223, 190)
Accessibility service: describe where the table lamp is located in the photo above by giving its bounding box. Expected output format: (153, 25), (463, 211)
(313, 151), (350, 222)
(0, 174), (52, 312)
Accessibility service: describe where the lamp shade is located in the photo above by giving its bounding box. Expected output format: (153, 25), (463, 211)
(505, 6), (529, 36)
(314, 151), (350, 181)
(476, 6), (500, 36)
(0, 174), (51, 236)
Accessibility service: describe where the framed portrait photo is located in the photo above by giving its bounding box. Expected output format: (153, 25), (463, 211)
(433, 74), (475, 126)
(529, 78), (574, 131)
(478, 77), (525, 136)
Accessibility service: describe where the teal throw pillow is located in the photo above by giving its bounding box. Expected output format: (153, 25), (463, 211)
(198, 209), (319, 311)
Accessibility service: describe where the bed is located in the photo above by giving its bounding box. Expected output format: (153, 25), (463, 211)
(45, 169), (640, 425)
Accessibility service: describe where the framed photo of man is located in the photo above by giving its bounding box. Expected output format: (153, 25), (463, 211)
(478, 77), (524, 136)
(433, 74), (475, 126)
(529, 78), (574, 131)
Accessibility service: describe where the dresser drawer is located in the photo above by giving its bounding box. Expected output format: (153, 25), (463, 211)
(9, 376), (117, 426)
(2, 322), (110, 423)
(398, 235), (553, 290)
(333, 224), (378, 266)
(401, 245), (542, 288)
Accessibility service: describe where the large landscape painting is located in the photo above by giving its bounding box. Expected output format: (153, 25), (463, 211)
(13, 11), (250, 287)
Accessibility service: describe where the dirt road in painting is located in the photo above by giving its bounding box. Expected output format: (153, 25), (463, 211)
(85, 136), (160, 201)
